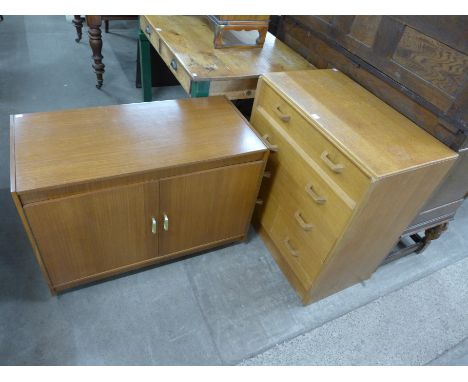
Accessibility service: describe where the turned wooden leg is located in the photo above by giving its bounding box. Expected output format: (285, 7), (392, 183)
(86, 16), (105, 89)
(416, 222), (449, 254)
(72, 15), (83, 42)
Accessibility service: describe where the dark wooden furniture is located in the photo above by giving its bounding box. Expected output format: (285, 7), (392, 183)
(73, 15), (138, 88)
(275, 16), (468, 258)
(10, 97), (268, 294)
(207, 16), (270, 48)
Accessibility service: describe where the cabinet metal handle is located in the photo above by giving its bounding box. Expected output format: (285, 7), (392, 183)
(320, 151), (344, 173)
(275, 106), (290, 122)
(145, 26), (151, 36)
(151, 217), (157, 234)
(294, 210), (313, 231)
(170, 58), (178, 71)
(284, 237), (299, 257)
(262, 134), (279, 152)
(256, 199), (264, 205)
(163, 213), (169, 231)
(305, 182), (327, 204)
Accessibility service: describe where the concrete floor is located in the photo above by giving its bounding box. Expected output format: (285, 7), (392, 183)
(0, 16), (467, 366)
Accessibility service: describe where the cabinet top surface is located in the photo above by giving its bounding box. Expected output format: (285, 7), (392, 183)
(262, 70), (457, 177)
(11, 97), (267, 193)
(143, 15), (313, 80)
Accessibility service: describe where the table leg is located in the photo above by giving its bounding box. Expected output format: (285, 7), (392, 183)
(73, 15), (83, 42)
(86, 16), (105, 89)
(139, 30), (152, 102)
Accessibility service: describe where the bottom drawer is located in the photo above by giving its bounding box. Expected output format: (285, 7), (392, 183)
(269, 198), (325, 288)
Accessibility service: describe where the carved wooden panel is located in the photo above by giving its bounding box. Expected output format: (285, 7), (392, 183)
(349, 16), (382, 47)
(393, 26), (468, 97)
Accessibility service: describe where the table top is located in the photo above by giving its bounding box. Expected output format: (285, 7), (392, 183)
(143, 15), (313, 81)
(11, 97), (267, 193)
(263, 70), (458, 177)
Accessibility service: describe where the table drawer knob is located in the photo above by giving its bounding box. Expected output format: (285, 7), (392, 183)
(294, 210), (313, 231)
(284, 237), (299, 257)
(262, 134), (279, 152)
(145, 26), (151, 36)
(275, 106), (290, 122)
(305, 182), (327, 204)
(170, 58), (178, 71)
(321, 151), (344, 173)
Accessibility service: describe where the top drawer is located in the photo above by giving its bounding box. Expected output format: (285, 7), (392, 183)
(255, 81), (370, 204)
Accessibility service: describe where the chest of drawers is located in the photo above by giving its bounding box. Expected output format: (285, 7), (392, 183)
(251, 70), (458, 304)
(10, 97), (268, 294)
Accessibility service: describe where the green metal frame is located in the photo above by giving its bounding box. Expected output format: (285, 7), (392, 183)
(138, 30), (152, 102)
(190, 81), (210, 98)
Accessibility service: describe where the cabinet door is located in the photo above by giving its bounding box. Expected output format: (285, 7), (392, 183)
(24, 181), (159, 288)
(159, 161), (264, 257)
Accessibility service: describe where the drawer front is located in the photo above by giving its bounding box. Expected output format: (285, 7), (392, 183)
(158, 40), (192, 95)
(251, 107), (358, 218)
(255, 82), (369, 203)
(270, 164), (349, 250)
(269, 200), (324, 288)
(140, 18), (192, 94)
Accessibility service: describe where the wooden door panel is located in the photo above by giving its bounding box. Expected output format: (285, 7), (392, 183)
(24, 182), (159, 287)
(159, 161), (264, 256)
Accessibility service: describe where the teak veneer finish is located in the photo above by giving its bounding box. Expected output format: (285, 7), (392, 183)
(11, 97), (268, 293)
(251, 70), (457, 304)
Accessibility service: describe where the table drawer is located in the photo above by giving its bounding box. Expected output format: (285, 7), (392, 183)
(158, 40), (192, 95)
(269, 201), (324, 288)
(140, 18), (192, 95)
(255, 82), (369, 203)
(251, 106), (359, 213)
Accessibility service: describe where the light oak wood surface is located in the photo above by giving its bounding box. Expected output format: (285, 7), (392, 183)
(140, 16), (314, 99)
(260, 70), (456, 178)
(12, 97), (266, 195)
(143, 16), (313, 80)
(250, 70), (458, 304)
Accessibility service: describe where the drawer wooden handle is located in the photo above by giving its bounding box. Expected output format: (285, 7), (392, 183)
(294, 210), (313, 231)
(284, 237), (299, 257)
(163, 213), (169, 231)
(305, 182), (327, 204)
(320, 151), (344, 173)
(262, 134), (278, 152)
(275, 106), (290, 122)
(151, 217), (157, 234)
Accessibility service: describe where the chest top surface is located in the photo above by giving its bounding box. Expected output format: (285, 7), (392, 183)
(261, 70), (457, 178)
(12, 96), (266, 193)
(144, 15), (313, 80)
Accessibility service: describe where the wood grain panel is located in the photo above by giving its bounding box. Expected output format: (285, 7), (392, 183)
(142, 15), (313, 81)
(24, 182), (159, 287)
(13, 97), (266, 195)
(260, 70), (457, 177)
(307, 159), (456, 304)
(393, 26), (468, 96)
(349, 16), (382, 47)
(159, 161), (264, 256)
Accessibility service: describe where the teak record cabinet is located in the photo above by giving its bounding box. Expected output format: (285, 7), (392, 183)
(10, 97), (268, 294)
(251, 70), (458, 304)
